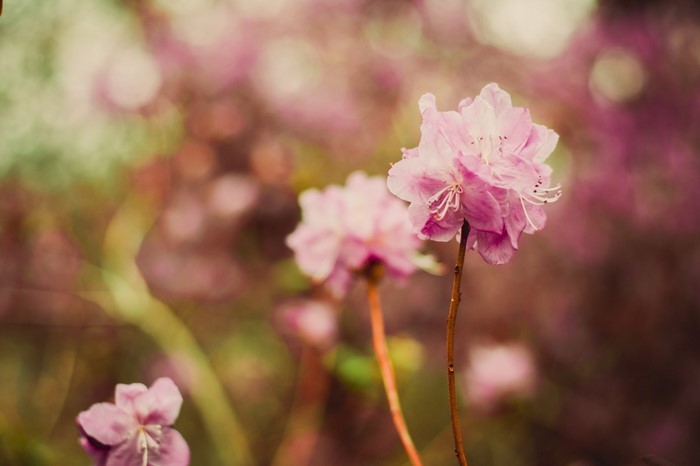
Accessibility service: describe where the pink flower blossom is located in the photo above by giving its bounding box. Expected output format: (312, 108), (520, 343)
(77, 378), (190, 466)
(387, 83), (561, 264)
(286, 171), (429, 296)
(277, 299), (338, 349)
(464, 342), (537, 412)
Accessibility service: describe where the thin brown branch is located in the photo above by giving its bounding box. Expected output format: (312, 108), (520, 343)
(446, 221), (470, 466)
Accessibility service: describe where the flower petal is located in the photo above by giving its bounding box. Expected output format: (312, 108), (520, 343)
(134, 378), (184, 426)
(461, 95), (497, 139)
(78, 403), (136, 446)
(79, 435), (109, 466)
(297, 188), (342, 229)
(103, 426), (190, 466)
(532, 127), (559, 164)
(105, 434), (143, 466)
(324, 266), (353, 298)
(286, 224), (342, 281)
(419, 110), (471, 163)
(401, 147), (419, 159)
(479, 83), (513, 114)
(496, 107), (533, 155)
(418, 93), (436, 114)
(461, 191), (503, 234)
(115, 383), (148, 415)
(148, 428), (190, 466)
(408, 202), (461, 242)
(473, 230), (517, 265)
(519, 124), (559, 164)
(387, 157), (447, 204)
(457, 97), (473, 113)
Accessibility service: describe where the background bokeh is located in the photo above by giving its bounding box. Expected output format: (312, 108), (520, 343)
(2, 0), (700, 464)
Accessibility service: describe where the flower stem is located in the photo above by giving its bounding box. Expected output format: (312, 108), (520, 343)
(365, 264), (424, 466)
(447, 221), (470, 466)
(271, 345), (329, 466)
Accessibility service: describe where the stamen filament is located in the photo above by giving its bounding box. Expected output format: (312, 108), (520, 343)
(429, 183), (463, 220)
(519, 181), (562, 230)
(520, 195), (541, 231)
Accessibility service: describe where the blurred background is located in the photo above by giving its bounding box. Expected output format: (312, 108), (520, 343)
(1, 0), (700, 464)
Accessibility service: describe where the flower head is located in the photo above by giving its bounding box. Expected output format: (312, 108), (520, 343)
(387, 83), (561, 264)
(286, 171), (429, 296)
(77, 378), (190, 466)
(277, 299), (338, 349)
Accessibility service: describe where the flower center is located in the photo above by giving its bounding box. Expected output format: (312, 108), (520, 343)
(471, 134), (506, 165)
(519, 176), (562, 231)
(428, 182), (463, 221)
(136, 425), (162, 466)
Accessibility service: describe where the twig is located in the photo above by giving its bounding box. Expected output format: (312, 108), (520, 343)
(446, 221), (470, 466)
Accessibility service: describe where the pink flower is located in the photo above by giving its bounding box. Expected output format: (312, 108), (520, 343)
(464, 342), (537, 412)
(286, 171), (429, 296)
(387, 83), (561, 264)
(77, 378), (190, 466)
(277, 299), (338, 349)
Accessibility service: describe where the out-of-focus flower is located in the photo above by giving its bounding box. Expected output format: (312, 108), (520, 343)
(387, 83), (561, 264)
(207, 174), (260, 221)
(286, 171), (429, 296)
(463, 342), (537, 412)
(277, 299), (338, 349)
(77, 378), (190, 466)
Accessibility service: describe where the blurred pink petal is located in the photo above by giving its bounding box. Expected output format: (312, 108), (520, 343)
(115, 383), (148, 415)
(464, 343), (537, 412)
(278, 299), (338, 348)
(133, 378), (184, 426)
(78, 403), (137, 446)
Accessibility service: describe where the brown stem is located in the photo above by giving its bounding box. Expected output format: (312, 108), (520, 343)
(447, 221), (470, 466)
(271, 345), (329, 466)
(366, 264), (424, 466)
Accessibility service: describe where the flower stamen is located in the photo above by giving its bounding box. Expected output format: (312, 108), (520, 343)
(471, 134), (506, 165)
(136, 425), (162, 466)
(429, 183), (463, 220)
(519, 181), (562, 230)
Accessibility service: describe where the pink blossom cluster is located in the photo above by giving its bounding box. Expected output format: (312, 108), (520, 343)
(286, 171), (425, 296)
(77, 378), (189, 466)
(387, 83), (561, 264)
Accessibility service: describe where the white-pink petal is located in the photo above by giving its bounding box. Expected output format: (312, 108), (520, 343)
(478, 82), (513, 114)
(115, 383), (148, 415)
(78, 403), (137, 446)
(134, 378), (184, 426)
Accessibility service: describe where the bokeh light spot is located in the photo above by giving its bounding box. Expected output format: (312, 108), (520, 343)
(468, 0), (596, 59)
(589, 48), (647, 103)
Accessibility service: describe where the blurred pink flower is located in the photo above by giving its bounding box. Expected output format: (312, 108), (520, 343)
(77, 378), (190, 466)
(286, 171), (427, 296)
(464, 342), (537, 412)
(388, 83), (560, 264)
(277, 299), (338, 349)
